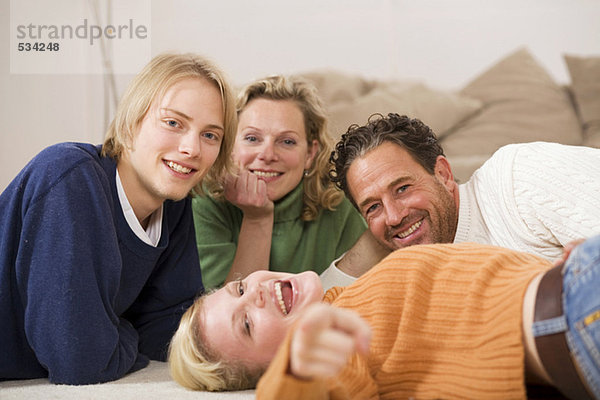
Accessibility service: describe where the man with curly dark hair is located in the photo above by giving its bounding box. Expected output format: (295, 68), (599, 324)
(323, 112), (600, 280)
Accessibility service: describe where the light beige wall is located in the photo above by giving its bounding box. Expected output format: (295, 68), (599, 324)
(149, 0), (600, 88)
(1, 0), (105, 191)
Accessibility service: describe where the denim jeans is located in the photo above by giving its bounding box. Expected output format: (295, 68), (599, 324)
(532, 234), (600, 399)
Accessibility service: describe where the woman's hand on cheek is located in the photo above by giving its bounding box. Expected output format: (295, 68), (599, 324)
(289, 303), (371, 380)
(224, 169), (274, 219)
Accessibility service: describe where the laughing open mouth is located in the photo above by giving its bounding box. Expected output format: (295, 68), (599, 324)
(274, 281), (293, 315)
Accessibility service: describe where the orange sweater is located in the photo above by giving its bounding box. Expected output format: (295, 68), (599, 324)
(256, 242), (553, 399)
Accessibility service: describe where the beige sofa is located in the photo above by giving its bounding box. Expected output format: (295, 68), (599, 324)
(301, 48), (600, 183)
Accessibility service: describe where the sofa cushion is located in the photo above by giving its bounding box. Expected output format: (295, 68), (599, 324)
(300, 69), (373, 106)
(564, 54), (600, 148)
(326, 82), (482, 143)
(440, 47), (583, 181)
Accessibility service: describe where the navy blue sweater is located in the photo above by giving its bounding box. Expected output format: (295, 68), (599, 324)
(0, 143), (204, 384)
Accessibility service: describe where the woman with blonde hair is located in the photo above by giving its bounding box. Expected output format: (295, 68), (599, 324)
(192, 75), (368, 289)
(170, 237), (600, 399)
(0, 52), (235, 384)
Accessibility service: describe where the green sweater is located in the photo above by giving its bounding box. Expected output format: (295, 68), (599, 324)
(192, 183), (367, 289)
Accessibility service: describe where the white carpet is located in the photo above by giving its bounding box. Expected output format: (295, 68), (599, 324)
(0, 361), (255, 399)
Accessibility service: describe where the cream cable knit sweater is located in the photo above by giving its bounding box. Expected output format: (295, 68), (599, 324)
(455, 142), (600, 261)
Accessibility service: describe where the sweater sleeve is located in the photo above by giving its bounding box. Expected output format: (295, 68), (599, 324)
(257, 288), (378, 399)
(192, 194), (240, 289)
(18, 157), (146, 384)
(475, 142), (600, 260)
(255, 323), (379, 400)
(510, 143), (600, 245)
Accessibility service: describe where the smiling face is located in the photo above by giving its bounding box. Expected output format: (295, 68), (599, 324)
(347, 141), (459, 251)
(118, 77), (224, 222)
(233, 98), (318, 201)
(201, 270), (323, 369)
